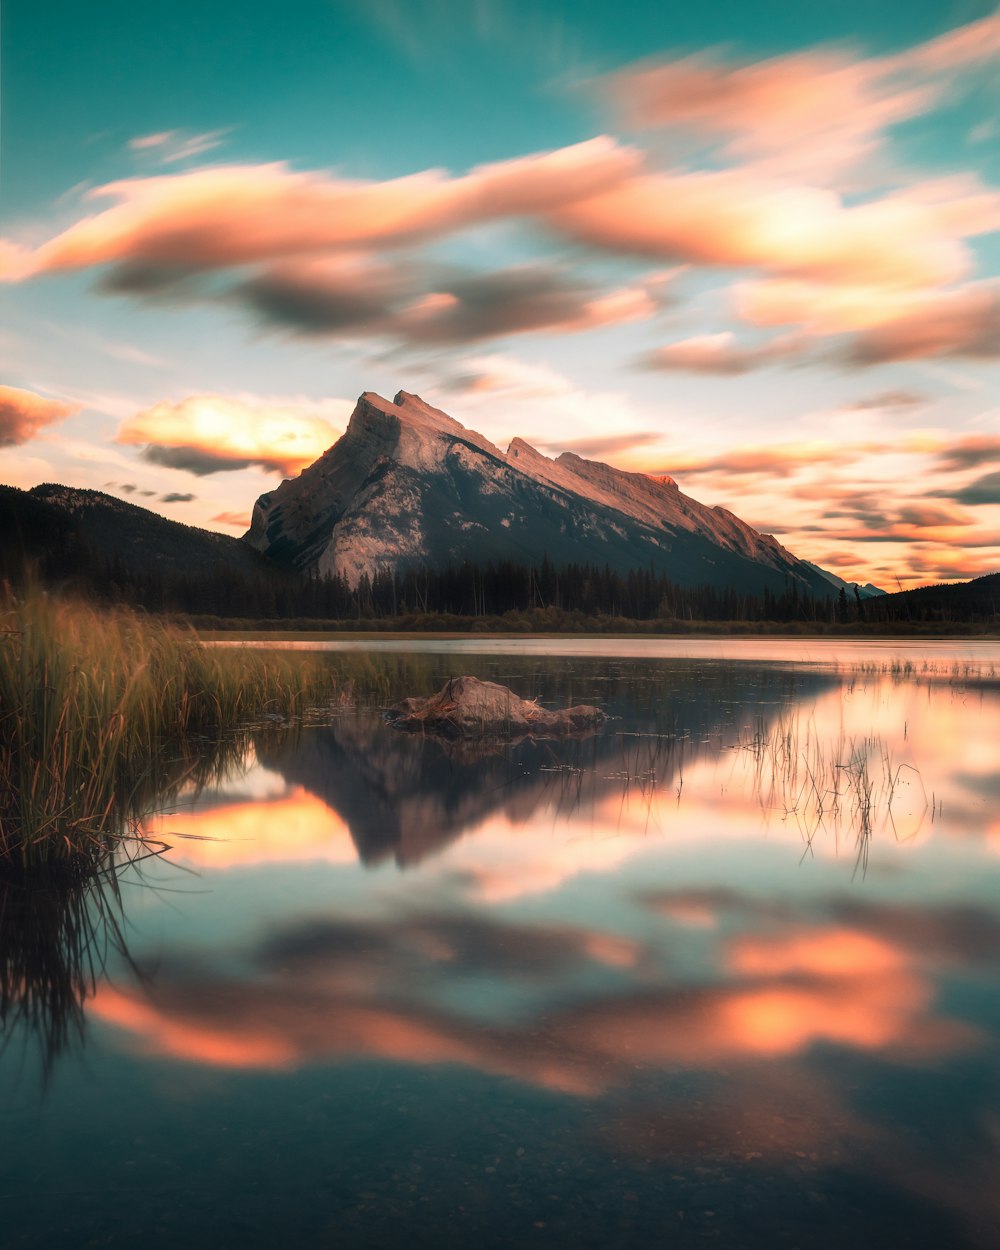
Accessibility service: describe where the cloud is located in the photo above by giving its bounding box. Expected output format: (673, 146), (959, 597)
(602, 8), (1000, 181)
(894, 502), (973, 528)
(935, 435), (1000, 472)
(897, 8), (1000, 74)
(395, 269), (654, 345)
(656, 440), (870, 479)
(945, 471), (1000, 506)
(839, 280), (1000, 365)
(738, 274), (1000, 366)
(3, 138), (639, 281)
(211, 510), (252, 528)
(4, 138), (992, 341)
(159, 491), (196, 503)
(233, 258), (655, 345)
(844, 390), (926, 411)
(603, 48), (932, 182)
(128, 128), (231, 165)
(117, 394), (347, 477)
(539, 431), (663, 459)
(439, 354), (575, 399)
(231, 256), (406, 334)
(547, 170), (996, 290)
(0, 384), (78, 446)
(641, 331), (802, 375)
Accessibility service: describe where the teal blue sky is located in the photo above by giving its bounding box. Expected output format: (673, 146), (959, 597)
(2, 0), (999, 586)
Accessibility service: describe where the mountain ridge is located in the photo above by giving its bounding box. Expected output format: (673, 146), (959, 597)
(245, 389), (835, 598)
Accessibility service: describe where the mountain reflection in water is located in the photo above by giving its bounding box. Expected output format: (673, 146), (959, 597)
(3, 652), (1000, 1250)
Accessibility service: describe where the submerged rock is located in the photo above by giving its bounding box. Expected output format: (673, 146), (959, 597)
(386, 676), (606, 739)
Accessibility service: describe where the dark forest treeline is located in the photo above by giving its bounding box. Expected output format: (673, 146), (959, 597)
(2, 483), (995, 628)
(4, 535), (998, 629)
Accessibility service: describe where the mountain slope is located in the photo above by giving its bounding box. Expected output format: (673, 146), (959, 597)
(802, 560), (885, 599)
(0, 483), (281, 586)
(246, 390), (834, 597)
(872, 572), (999, 623)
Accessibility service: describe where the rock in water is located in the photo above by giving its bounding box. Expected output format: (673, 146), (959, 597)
(387, 676), (606, 738)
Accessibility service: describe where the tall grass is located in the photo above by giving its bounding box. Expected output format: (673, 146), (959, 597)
(0, 587), (331, 866)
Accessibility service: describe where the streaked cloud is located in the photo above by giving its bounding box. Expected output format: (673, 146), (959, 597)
(948, 471), (1000, 506)
(657, 440), (871, 479)
(539, 431), (663, 459)
(546, 169), (994, 289)
(0, 384), (78, 446)
(602, 8), (1000, 182)
(935, 434), (1000, 471)
(116, 394), (349, 477)
(1, 139), (639, 281)
(642, 331), (802, 375)
(211, 510), (252, 529)
(845, 390), (926, 411)
(128, 128), (232, 165)
(839, 280), (1000, 365)
(234, 258), (655, 345)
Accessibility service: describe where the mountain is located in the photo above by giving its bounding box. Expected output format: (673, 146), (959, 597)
(246, 390), (834, 597)
(802, 561), (886, 599)
(871, 572), (1000, 624)
(3, 484), (277, 581)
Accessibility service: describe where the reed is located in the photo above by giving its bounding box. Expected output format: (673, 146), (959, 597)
(0, 587), (331, 865)
(738, 709), (926, 868)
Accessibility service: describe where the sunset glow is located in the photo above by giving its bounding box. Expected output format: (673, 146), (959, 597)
(2, 1), (998, 587)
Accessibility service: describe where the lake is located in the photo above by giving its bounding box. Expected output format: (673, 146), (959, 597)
(3, 639), (999, 1249)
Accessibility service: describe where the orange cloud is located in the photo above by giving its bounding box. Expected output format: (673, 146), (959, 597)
(605, 48), (931, 180)
(604, 9), (1000, 180)
(840, 280), (1000, 364)
(0, 385), (78, 446)
(3, 138), (639, 281)
(116, 394), (346, 477)
(547, 170), (992, 289)
(642, 330), (801, 374)
(211, 510), (251, 529)
(657, 439), (873, 479)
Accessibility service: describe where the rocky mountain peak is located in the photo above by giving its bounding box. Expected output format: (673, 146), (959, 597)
(244, 387), (836, 598)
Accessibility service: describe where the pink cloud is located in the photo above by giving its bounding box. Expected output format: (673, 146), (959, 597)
(841, 280), (1000, 365)
(3, 138), (639, 281)
(642, 331), (801, 374)
(547, 169), (994, 289)
(603, 8), (1000, 180)
(604, 48), (932, 180)
(0, 385), (78, 447)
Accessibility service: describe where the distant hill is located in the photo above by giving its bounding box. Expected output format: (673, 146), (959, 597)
(801, 560), (885, 599)
(0, 484), (296, 616)
(246, 390), (836, 599)
(869, 572), (1000, 624)
(2, 484), (276, 582)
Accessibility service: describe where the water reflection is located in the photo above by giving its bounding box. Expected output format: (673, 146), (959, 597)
(3, 652), (1000, 1250)
(0, 862), (136, 1076)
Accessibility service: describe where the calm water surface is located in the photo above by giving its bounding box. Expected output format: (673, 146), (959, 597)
(3, 641), (999, 1249)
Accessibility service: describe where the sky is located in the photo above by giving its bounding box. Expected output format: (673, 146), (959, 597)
(2, 0), (999, 588)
